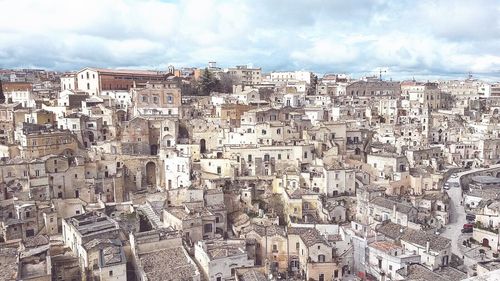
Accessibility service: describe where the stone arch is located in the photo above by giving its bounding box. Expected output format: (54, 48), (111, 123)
(116, 110), (127, 122)
(398, 185), (405, 195)
(61, 148), (75, 157)
(145, 162), (156, 187)
(483, 238), (490, 247)
(200, 139), (207, 153)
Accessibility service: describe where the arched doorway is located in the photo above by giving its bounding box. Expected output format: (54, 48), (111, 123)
(88, 131), (95, 143)
(483, 238), (490, 247)
(145, 162), (156, 187)
(200, 139), (206, 153)
(116, 110), (127, 122)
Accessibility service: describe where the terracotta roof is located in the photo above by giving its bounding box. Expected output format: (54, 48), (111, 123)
(296, 228), (329, 247)
(83, 67), (166, 76)
(369, 241), (401, 253)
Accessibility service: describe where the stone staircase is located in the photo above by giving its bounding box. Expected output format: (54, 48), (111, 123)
(138, 203), (162, 229)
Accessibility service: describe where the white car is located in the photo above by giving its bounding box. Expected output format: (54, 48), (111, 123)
(443, 183), (450, 190)
(451, 174), (459, 178)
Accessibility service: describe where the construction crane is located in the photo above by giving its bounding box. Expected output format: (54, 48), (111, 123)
(379, 69), (387, 81)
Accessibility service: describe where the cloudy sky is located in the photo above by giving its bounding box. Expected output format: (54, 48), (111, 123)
(0, 0), (499, 80)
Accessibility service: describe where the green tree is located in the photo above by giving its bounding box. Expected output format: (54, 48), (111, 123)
(199, 68), (220, 95)
(0, 80), (4, 102)
(218, 72), (235, 93)
(308, 73), (318, 95)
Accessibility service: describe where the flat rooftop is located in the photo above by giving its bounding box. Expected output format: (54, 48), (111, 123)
(67, 211), (118, 237)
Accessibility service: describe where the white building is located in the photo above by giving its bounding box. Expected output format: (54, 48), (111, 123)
(101, 90), (132, 110)
(227, 65), (262, 85)
(61, 73), (77, 91)
(194, 240), (254, 281)
(4, 88), (35, 108)
(367, 241), (420, 281)
(77, 68), (100, 96)
(162, 151), (191, 189)
(400, 229), (451, 270)
(270, 71), (313, 84)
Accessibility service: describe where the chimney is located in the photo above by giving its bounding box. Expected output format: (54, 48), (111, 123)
(426, 240), (430, 252)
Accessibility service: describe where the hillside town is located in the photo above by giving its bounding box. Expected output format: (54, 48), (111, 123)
(0, 64), (500, 281)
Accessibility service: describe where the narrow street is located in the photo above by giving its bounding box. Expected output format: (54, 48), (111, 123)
(440, 165), (500, 262)
(440, 174), (466, 257)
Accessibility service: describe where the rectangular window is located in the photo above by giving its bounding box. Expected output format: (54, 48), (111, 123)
(204, 223), (213, 233)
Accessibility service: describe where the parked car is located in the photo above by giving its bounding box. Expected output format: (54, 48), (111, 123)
(443, 183), (450, 190)
(461, 227), (473, 233)
(451, 173), (459, 178)
(463, 223), (474, 229)
(466, 214), (476, 221)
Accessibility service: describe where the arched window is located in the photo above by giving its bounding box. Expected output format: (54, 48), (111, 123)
(318, 254), (325, 262)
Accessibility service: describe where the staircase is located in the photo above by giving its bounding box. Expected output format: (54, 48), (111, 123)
(138, 203), (162, 229)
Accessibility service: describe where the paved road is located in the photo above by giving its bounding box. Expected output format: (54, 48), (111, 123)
(440, 164), (500, 261)
(440, 174), (466, 257)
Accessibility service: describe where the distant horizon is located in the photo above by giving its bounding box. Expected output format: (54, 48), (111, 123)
(1, 65), (498, 83)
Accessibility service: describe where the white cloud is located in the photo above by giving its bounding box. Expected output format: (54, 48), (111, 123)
(0, 0), (499, 80)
